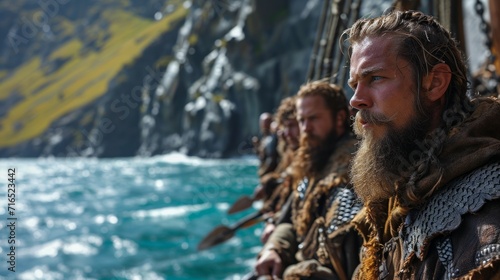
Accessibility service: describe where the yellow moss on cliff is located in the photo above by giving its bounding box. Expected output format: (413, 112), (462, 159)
(0, 6), (187, 148)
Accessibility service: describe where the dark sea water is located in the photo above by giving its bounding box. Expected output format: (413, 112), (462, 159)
(0, 154), (264, 280)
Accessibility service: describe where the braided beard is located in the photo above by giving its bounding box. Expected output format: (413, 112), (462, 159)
(350, 106), (432, 203)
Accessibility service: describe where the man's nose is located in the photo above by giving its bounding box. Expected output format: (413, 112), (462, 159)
(302, 120), (313, 134)
(350, 84), (372, 110)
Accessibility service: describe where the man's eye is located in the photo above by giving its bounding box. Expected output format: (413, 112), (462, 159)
(371, 76), (383, 81)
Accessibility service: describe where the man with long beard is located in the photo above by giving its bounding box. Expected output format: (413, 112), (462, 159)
(344, 10), (500, 279)
(251, 80), (363, 279)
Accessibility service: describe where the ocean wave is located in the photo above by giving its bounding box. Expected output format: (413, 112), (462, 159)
(130, 204), (210, 219)
(150, 152), (258, 166)
(22, 235), (103, 258)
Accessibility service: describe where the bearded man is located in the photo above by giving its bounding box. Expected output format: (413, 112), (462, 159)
(250, 80), (362, 280)
(344, 10), (500, 279)
(253, 112), (280, 177)
(259, 96), (301, 244)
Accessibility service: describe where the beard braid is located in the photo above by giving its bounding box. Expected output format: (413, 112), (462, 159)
(350, 107), (432, 203)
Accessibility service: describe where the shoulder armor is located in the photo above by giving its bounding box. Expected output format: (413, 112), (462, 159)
(402, 162), (500, 261)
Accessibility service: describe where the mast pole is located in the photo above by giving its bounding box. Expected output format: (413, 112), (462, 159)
(488, 0), (500, 75)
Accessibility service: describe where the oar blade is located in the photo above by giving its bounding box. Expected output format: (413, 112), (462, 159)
(197, 225), (235, 251)
(227, 196), (254, 214)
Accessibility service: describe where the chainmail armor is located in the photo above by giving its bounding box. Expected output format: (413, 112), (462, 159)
(326, 187), (362, 234)
(297, 177), (309, 200)
(435, 236), (459, 279)
(402, 162), (500, 262)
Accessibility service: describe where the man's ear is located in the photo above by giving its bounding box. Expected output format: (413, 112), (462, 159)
(422, 63), (452, 102)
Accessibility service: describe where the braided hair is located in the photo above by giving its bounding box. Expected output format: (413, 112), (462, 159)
(343, 10), (473, 206)
(343, 11), (475, 278)
(344, 10), (468, 107)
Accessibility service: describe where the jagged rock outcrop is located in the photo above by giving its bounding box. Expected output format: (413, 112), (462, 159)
(0, 0), (325, 158)
(1, 0), (489, 158)
(135, 0), (324, 158)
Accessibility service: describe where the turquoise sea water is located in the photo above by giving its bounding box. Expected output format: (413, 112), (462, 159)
(0, 154), (264, 280)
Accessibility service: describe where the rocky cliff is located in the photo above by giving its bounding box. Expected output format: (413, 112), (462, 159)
(0, 0), (325, 158)
(0, 0), (490, 158)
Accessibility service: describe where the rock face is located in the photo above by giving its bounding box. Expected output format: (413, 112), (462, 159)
(6, 0), (485, 158)
(0, 0), (325, 158)
(136, 0), (324, 158)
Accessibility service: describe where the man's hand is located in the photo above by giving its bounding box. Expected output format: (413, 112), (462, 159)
(255, 249), (283, 279)
(253, 184), (265, 200)
(260, 223), (276, 244)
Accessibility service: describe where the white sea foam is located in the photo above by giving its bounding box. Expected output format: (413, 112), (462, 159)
(18, 265), (65, 280)
(131, 204), (209, 219)
(25, 235), (103, 258)
(111, 235), (137, 257)
(149, 151), (258, 166)
(216, 202), (230, 211)
(0, 153), (259, 279)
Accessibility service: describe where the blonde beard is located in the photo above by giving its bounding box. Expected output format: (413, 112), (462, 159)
(350, 94), (437, 204)
(350, 121), (398, 203)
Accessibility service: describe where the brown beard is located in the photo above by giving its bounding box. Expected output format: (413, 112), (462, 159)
(295, 130), (339, 177)
(350, 106), (432, 203)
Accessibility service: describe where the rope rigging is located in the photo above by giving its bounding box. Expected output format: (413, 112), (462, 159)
(306, 0), (361, 88)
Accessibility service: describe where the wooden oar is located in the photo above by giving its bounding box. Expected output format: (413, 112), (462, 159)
(227, 174), (284, 214)
(227, 195), (256, 214)
(197, 211), (265, 251)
